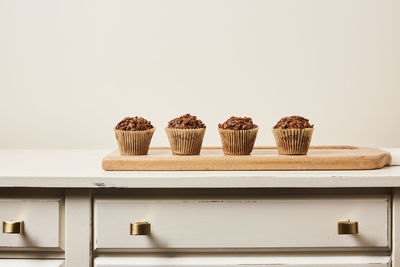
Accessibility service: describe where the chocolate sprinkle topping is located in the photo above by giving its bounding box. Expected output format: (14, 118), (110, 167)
(273, 116), (313, 129)
(115, 117), (153, 131)
(167, 114), (206, 129)
(219, 116), (257, 130)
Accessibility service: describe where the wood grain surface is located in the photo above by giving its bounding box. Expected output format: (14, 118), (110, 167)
(102, 146), (392, 171)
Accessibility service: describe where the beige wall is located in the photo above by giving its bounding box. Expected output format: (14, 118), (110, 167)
(0, 0), (399, 149)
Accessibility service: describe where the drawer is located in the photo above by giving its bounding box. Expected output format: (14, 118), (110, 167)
(0, 259), (64, 267)
(94, 195), (390, 250)
(94, 256), (390, 267)
(0, 198), (62, 249)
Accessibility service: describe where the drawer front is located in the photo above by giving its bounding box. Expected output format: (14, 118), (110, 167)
(0, 259), (64, 267)
(94, 256), (390, 267)
(0, 198), (61, 249)
(94, 196), (389, 250)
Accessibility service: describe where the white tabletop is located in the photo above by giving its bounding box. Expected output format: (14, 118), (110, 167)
(0, 149), (399, 189)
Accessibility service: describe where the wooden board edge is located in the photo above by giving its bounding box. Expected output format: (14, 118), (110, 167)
(148, 145), (360, 150)
(102, 147), (393, 171)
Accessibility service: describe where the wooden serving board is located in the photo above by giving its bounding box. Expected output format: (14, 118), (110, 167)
(102, 146), (391, 171)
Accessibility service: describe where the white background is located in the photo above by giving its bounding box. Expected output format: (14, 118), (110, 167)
(0, 0), (399, 149)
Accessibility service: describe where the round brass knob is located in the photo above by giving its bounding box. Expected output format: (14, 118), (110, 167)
(3, 221), (24, 234)
(338, 220), (358, 234)
(130, 222), (150, 235)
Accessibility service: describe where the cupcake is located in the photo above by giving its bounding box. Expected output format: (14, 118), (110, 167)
(165, 114), (206, 155)
(218, 116), (258, 155)
(272, 116), (314, 155)
(114, 117), (155, 155)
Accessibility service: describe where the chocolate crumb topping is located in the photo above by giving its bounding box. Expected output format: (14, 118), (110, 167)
(167, 114), (206, 129)
(115, 117), (153, 131)
(219, 116), (257, 130)
(273, 116), (313, 129)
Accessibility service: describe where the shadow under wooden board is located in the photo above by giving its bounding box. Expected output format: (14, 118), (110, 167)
(102, 146), (392, 171)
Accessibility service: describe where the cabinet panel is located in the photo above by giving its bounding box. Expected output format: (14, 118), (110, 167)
(94, 195), (389, 250)
(0, 198), (61, 249)
(94, 256), (390, 267)
(0, 259), (64, 267)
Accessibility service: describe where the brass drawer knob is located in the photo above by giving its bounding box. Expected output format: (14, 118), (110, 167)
(130, 222), (150, 235)
(3, 221), (24, 234)
(338, 220), (358, 234)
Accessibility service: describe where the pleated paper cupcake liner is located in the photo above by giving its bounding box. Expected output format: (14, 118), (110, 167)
(165, 127), (206, 155)
(114, 128), (155, 156)
(218, 127), (259, 155)
(272, 128), (314, 155)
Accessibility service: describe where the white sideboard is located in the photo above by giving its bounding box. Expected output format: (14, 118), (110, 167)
(0, 149), (399, 267)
